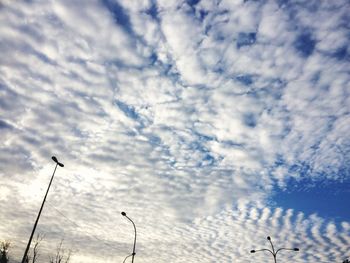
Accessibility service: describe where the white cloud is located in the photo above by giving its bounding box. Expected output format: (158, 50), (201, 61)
(0, 0), (349, 262)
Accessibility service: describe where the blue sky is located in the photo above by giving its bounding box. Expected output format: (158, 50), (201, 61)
(272, 177), (350, 221)
(0, 0), (349, 262)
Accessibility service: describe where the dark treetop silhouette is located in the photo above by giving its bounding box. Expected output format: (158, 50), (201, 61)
(21, 156), (64, 263)
(250, 236), (299, 263)
(121, 212), (137, 263)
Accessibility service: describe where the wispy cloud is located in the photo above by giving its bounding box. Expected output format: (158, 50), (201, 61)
(0, 0), (349, 262)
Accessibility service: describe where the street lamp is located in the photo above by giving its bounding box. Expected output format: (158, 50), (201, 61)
(21, 156), (64, 263)
(250, 236), (299, 263)
(121, 212), (137, 263)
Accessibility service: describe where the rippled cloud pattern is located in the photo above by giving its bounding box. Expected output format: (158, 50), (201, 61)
(0, 0), (349, 262)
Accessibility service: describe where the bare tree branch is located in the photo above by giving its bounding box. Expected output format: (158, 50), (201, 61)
(49, 239), (72, 263)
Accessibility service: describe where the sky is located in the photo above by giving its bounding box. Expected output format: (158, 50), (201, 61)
(0, 0), (349, 262)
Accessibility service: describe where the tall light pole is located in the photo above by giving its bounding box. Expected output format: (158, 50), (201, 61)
(121, 212), (137, 263)
(250, 236), (299, 263)
(21, 156), (64, 263)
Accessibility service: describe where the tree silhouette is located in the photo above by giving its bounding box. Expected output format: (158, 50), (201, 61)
(25, 234), (44, 263)
(0, 241), (10, 263)
(1, 238), (72, 263)
(49, 240), (72, 263)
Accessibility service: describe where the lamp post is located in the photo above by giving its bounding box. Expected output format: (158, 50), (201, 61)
(21, 156), (64, 263)
(250, 236), (299, 263)
(121, 212), (137, 263)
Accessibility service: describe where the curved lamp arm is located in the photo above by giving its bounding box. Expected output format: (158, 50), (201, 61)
(250, 248), (274, 256)
(121, 212), (137, 263)
(123, 253), (135, 263)
(267, 236), (276, 254)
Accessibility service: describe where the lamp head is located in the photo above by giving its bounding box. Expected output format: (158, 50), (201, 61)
(250, 250), (256, 253)
(121, 212), (126, 216)
(52, 156), (64, 167)
(267, 236), (271, 240)
(294, 248), (299, 251)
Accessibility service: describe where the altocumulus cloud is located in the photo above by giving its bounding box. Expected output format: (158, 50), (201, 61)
(0, 0), (349, 262)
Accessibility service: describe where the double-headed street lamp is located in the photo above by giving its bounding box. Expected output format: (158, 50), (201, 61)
(250, 236), (299, 263)
(21, 156), (64, 263)
(121, 212), (137, 263)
